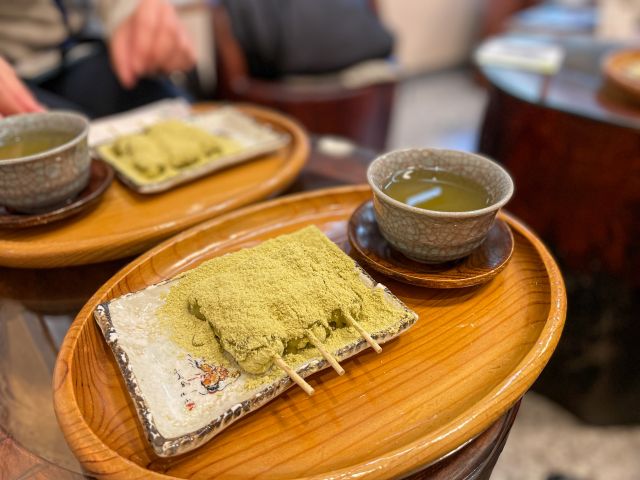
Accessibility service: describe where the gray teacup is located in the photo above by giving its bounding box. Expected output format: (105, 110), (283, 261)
(0, 111), (90, 213)
(367, 148), (514, 263)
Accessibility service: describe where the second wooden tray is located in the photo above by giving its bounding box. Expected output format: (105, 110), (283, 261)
(0, 104), (308, 268)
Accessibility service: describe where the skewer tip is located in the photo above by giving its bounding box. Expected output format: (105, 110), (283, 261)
(306, 330), (345, 376)
(346, 316), (382, 353)
(273, 356), (315, 396)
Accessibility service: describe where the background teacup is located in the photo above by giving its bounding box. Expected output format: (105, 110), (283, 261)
(367, 148), (514, 263)
(0, 111), (90, 213)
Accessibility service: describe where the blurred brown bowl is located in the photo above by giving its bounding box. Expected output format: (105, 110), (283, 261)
(0, 111), (90, 213)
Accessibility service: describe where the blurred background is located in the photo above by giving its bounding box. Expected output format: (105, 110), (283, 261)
(1, 0), (639, 478)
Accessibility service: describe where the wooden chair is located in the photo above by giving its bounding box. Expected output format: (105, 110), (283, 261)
(210, 3), (396, 151)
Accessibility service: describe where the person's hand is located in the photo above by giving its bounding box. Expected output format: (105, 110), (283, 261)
(0, 57), (45, 117)
(109, 0), (196, 89)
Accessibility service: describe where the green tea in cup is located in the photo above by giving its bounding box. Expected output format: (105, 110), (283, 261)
(0, 130), (75, 160)
(382, 166), (490, 212)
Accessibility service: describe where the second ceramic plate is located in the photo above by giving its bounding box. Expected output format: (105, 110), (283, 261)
(53, 185), (565, 480)
(97, 107), (290, 194)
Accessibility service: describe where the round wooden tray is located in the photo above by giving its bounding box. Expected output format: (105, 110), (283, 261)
(0, 104), (308, 268)
(53, 186), (566, 480)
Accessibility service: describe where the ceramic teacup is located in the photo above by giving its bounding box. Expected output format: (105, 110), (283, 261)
(367, 148), (514, 263)
(0, 111), (90, 213)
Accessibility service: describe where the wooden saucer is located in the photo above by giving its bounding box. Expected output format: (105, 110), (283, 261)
(0, 159), (113, 229)
(348, 201), (514, 288)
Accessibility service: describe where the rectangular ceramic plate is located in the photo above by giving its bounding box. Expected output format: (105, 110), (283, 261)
(94, 106), (290, 194)
(93, 263), (418, 457)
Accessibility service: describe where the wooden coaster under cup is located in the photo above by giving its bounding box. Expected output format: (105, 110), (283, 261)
(348, 201), (514, 289)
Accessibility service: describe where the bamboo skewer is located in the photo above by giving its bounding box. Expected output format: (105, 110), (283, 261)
(273, 356), (315, 395)
(306, 330), (345, 375)
(345, 314), (382, 353)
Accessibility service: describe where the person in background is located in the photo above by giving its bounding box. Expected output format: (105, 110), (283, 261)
(0, 0), (196, 118)
(221, 0), (393, 79)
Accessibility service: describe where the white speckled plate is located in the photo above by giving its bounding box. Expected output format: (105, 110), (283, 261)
(95, 106), (290, 194)
(93, 264), (417, 457)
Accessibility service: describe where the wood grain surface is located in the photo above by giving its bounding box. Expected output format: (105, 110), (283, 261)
(348, 201), (515, 288)
(0, 104), (308, 269)
(53, 185), (566, 480)
(404, 401), (520, 480)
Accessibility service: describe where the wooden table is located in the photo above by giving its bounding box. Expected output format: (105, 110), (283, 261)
(477, 35), (640, 424)
(0, 136), (520, 480)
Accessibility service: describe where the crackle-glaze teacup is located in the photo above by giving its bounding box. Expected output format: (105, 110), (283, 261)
(367, 148), (514, 263)
(0, 111), (90, 213)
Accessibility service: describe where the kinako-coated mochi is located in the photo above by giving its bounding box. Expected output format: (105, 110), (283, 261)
(160, 226), (406, 375)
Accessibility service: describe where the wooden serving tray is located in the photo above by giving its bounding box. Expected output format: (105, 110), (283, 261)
(0, 104), (308, 268)
(53, 186), (566, 480)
